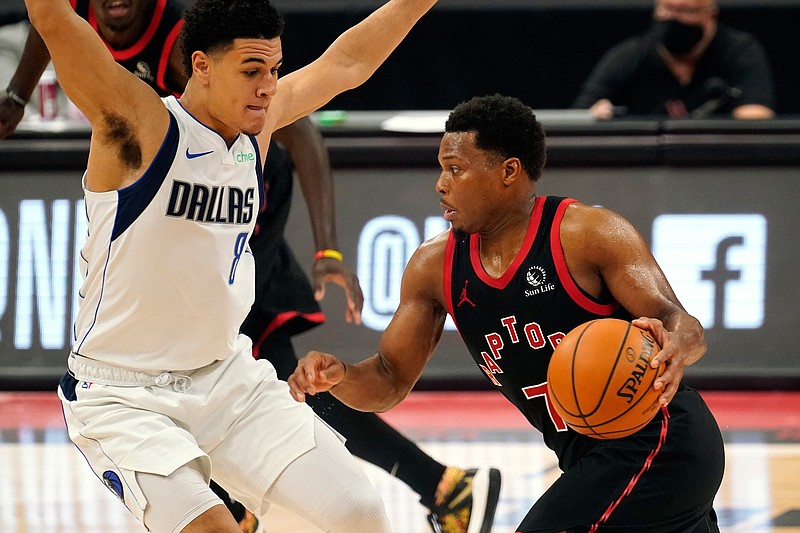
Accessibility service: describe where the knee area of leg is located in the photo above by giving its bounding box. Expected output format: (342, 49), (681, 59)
(325, 492), (389, 533)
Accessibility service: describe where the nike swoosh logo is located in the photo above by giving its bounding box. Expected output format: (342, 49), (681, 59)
(185, 148), (214, 159)
(447, 477), (473, 509)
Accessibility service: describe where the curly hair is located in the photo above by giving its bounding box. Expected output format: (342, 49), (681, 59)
(445, 94), (547, 181)
(180, 0), (285, 77)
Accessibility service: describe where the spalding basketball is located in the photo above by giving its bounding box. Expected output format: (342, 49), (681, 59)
(547, 318), (664, 439)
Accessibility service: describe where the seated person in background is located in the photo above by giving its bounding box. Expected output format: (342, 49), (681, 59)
(572, 0), (775, 120)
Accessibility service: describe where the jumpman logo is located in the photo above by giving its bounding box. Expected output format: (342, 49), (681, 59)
(457, 280), (476, 307)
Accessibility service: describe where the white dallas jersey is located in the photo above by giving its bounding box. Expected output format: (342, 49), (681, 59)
(73, 96), (264, 370)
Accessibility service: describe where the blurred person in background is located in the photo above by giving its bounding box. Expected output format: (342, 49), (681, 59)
(0, 14), (38, 120)
(2, 1), (501, 532)
(0, 0), (185, 135)
(573, 0), (775, 120)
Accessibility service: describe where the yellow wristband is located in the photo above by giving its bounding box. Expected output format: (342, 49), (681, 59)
(314, 249), (343, 262)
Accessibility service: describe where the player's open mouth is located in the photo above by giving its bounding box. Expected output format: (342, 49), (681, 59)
(105, 0), (130, 18)
(441, 201), (456, 220)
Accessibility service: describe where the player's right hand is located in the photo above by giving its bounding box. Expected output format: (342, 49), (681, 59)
(311, 258), (364, 325)
(288, 350), (347, 402)
(0, 97), (25, 139)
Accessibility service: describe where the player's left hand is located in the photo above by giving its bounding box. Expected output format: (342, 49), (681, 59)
(288, 350), (346, 402)
(312, 258), (364, 324)
(632, 316), (688, 406)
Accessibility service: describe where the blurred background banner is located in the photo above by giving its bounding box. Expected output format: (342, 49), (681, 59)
(2, 115), (800, 389)
(284, 134), (800, 390)
(2, 0), (800, 389)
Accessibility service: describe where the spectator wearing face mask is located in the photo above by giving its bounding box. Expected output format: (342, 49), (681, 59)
(572, 0), (775, 119)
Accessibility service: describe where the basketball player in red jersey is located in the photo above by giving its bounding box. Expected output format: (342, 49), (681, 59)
(290, 95), (725, 532)
(4, 2), (500, 531)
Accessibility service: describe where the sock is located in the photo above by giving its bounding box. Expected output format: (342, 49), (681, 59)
(209, 479), (246, 522)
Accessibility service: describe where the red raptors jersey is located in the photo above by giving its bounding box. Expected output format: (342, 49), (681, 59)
(445, 196), (631, 469)
(72, 0), (184, 97)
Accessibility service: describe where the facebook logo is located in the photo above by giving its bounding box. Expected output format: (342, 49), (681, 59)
(652, 214), (767, 329)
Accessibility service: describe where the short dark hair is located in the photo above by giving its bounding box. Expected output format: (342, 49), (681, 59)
(445, 94), (547, 180)
(181, 0), (285, 77)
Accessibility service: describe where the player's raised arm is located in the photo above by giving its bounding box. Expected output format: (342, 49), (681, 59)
(272, 118), (365, 324)
(25, 0), (169, 190)
(265, 0), (437, 134)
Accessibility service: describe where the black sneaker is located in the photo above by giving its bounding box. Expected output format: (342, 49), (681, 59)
(427, 467), (501, 533)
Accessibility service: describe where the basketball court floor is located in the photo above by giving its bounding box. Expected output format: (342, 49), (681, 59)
(1, 390), (798, 532)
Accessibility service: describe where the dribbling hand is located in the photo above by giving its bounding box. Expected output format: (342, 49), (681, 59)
(633, 316), (686, 406)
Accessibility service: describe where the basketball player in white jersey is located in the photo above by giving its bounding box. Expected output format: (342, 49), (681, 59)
(25, 0), (437, 531)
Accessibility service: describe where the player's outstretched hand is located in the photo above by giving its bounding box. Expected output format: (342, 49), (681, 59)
(311, 258), (364, 325)
(288, 350), (347, 402)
